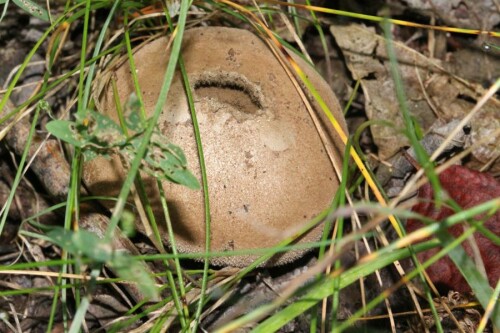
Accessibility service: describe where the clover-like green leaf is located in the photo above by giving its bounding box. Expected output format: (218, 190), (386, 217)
(46, 120), (87, 147)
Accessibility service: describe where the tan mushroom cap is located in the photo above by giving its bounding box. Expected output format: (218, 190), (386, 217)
(83, 27), (347, 267)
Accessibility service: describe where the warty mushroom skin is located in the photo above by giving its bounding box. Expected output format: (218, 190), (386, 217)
(83, 27), (347, 267)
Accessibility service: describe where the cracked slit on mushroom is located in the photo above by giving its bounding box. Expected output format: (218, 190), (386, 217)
(192, 71), (265, 118)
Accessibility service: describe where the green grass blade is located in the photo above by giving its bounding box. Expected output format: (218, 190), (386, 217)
(12, 0), (49, 21)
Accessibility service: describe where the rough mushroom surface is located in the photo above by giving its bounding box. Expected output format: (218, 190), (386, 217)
(83, 27), (347, 267)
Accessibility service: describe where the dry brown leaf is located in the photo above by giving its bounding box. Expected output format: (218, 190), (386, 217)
(400, 0), (500, 30)
(330, 23), (500, 170)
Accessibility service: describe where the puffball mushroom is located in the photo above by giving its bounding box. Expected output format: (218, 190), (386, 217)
(83, 27), (347, 267)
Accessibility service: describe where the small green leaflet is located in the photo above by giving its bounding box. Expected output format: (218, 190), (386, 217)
(46, 110), (127, 150)
(46, 120), (84, 147)
(112, 255), (159, 302)
(48, 228), (114, 262)
(47, 227), (159, 300)
(123, 94), (145, 132)
(133, 134), (200, 190)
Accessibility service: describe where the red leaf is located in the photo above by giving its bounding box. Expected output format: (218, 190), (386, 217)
(406, 165), (500, 292)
